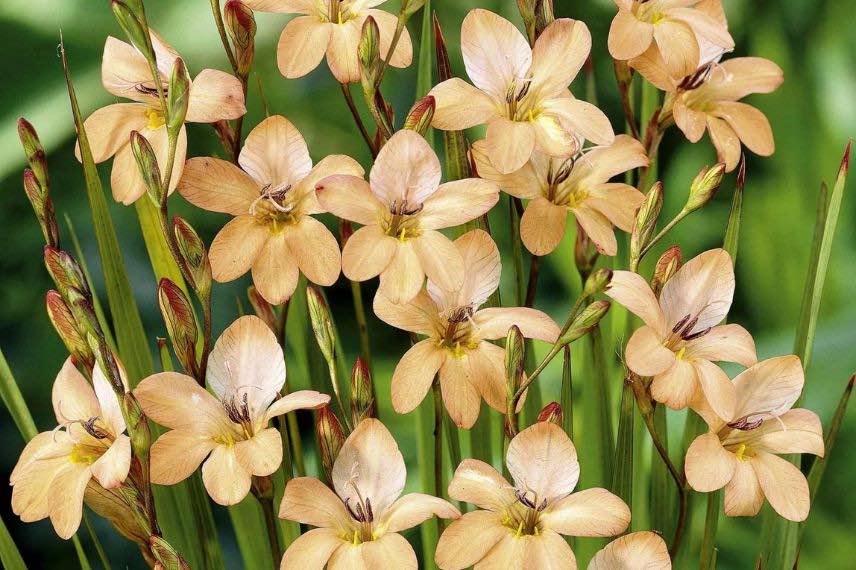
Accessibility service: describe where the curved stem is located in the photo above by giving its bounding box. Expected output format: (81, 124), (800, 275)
(340, 83), (377, 157)
(375, 14), (408, 87)
(350, 279), (373, 374)
(524, 254), (540, 308)
(432, 380), (444, 511)
(209, 0), (239, 73)
(258, 495), (281, 568)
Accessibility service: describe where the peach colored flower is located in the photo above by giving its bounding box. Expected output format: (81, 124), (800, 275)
(589, 531), (672, 569)
(374, 229), (560, 428)
(435, 422), (630, 569)
(178, 115), (359, 305)
(472, 134), (648, 256)
(317, 130), (499, 304)
(11, 359), (131, 539)
(608, 0), (733, 81)
(243, 0), (412, 84)
(685, 356), (824, 522)
(279, 418), (459, 569)
(429, 9), (614, 175)
(670, 57), (784, 171)
(135, 315), (329, 505)
(79, 31), (245, 204)
(606, 249), (757, 424)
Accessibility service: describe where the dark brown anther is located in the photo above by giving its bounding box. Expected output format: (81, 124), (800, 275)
(682, 327), (712, 341)
(727, 416), (764, 431)
(672, 314), (691, 334)
(83, 417), (110, 439)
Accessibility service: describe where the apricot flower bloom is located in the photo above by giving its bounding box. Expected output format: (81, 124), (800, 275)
(606, 249), (756, 423)
(279, 418), (459, 568)
(685, 356), (824, 522)
(374, 229), (560, 428)
(589, 531), (672, 569)
(429, 9), (614, 174)
(435, 422), (630, 568)
(11, 359), (130, 539)
(317, 130), (499, 304)
(670, 58), (784, 171)
(608, 0), (733, 81)
(135, 316), (329, 505)
(243, 0), (412, 84)
(80, 32), (245, 204)
(472, 134), (648, 256)
(179, 115), (360, 304)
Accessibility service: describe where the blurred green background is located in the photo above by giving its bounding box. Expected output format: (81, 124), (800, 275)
(1, 0), (853, 568)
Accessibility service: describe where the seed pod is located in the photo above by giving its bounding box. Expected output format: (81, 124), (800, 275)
(358, 16), (381, 88)
(537, 402), (563, 425)
(315, 405), (345, 482)
(158, 278), (199, 377)
(651, 245), (682, 296)
(46, 290), (92, 366)
(684, 163), (725, 213)
(111, 1), (150, 57)
(582, 268), (613, 299)
(130, 131), (165, 206)
(17, 118), (49, 191)
(307, 286), (337, 364)
(247, 286), (278, 335)
(350, 357), (375, 423)
(173, 217), (212, 297)
(44, 247), (89, 296)
(403, 96), (435, 136)
(630, 181), (664, 261)
(224, 1), (256, 77)
(167, 58), (190, 135)
(560, 300), (610, 345)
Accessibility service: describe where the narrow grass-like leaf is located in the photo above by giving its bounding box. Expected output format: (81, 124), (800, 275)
(0, 512), (27, 570)
(83, 512), (111, 570)
(590, 327), (615, 484)
(0, 347), (37, 440)
(433, 13), (469, 182)
(722, 157), (745, 261)
(650, 405), (673, 539)
(560, 345), (573, 439)
(416, 1), (434, 148)
(699, 490), (721, 570)
(416, 398), (439, 569)
(135, 199), (187, 293)
(229, 500), (275, 570)
(612, 381), (634, 505)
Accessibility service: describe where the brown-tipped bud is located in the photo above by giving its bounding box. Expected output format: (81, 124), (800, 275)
(350, 357), (375, 423)
(150, 535), (190, 570)
(173, 217), (212, 297)
(121, 392), (149, 448)
(66, 287), (103, 341)
(158, 279), (199, 378)
(631, 181), (664, 260)
(560, 300), (610, 345)
(517, 0), (536, 27)
(401, 0), (427, 17)
(533, 0), (555, 38)
(44, 247), (89, 296)
(307, 286), (336, 364)
(574, 222), (598, 277)
(505, 325), (525, 397)
(403, 96), (435, 135)
(167, 58), (191, 134)
(225, 1), (256, 77)
(338, 219), (355, 247)
(582, 268), (613, 299)
(651, 245), (682, 296)
(359, 16), (381, 88)
(248, 286), (278, 335)
(315, 405), (345, 481)
(89, 338), (125, 393)
(537, 402), (563, 425)
(18, 118), (49, 191)
(433, 13), (452, 83)
(46, 290), (92, 367)
(111, 1), (149, 57)
(23, 170), (59, 247)
(684, 163), (725, 213)
(130, 131), (165, 206)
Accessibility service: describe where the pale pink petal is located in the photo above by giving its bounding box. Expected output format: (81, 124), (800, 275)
(234, 427), (282, 476)
(542, 97), (615, 146)
(377, 242), (425, 304)
(629, 44), (677, 92)
(751, 451), (810, 522)
(693, 358), (737, 423)
(659, 248), (734, 331)
(470, 140), (541, 199)
(674, 99), (708, 143)
(710, 101), (775, 156)
(723, 409), (824, 457)
(342, 225), (398, 281)
(52, 358), (99, 424)
(419, 179), (500, 230)
(586, 183), (645, 233)
(239, 115), (313, 187)
(90, 433), (131, 489)
(650, 359), (696, 410)
(186, 69), (246, 123)
(11, 436), (71, 523)
(625, 326), (675, 377)
(150, 429), (216, 485)
(279, 476), (351, 527)
(391, 340), (445, 414)
(588, 531), (672, 569)
(243, 0), (313, 13)
(438, 229), (501, 310)
(435, 510), (509, 569)
(101, 36), (159, 103)
(327, 543), (365, 567)
(520, 197), (567, 256)
(706, 116), (742, 172)
(202, 444), (253, 505)
(703, 57), (784, 101)
(723, 460), (764, 517)
(542, 487), (630, 537)
(507, 422), (580, 501)
(383, 493), (460, 532)
(653, 19), (699, 79)
(532, 113), (578, 157)
(731, 356), (803, 423)
(134, 372), (228, 434)
(430, 78), (497, 130)
(284, 216), (341, 286)
(78, 103), (147, 163)
(251, 233), (300, 305)
(527, 529), (576, 569)
(439, 357), (482, 428)
(362, 532), (418, 568)
(372, 290), (438, 335)
(529, 18), (591, 97)
(574, 206), (618, 255)
(110, 125), (187, 205)
(279, 528), (342, 570)
(684, 432), (738, 492)
(685, 324), (757, 367)
(47, 464), (91, 539)
(572, 134), (649, 183)
(473, 307), (560, 343)
(277, 17), (332, 79)
(178, 157), (259, 216)
(264, 390), (330, 423)
(327, 19), (362, 84)
(486, 117), (536, 174)
(316, 174), (384, 225)
(448, 459), (515, 512)
(460, 9), (532, 97)
(480, 534), (527, 567)
(370, 9), (413, 68)
(467, 343), (507, 413)
(370, 130), (442, 206)
(413, 230), (465, 293)
(605, 271), (666, 332)
(295, 154), (366, 214)
(608, 10), (654, 60)
(670, 7), (734, 50)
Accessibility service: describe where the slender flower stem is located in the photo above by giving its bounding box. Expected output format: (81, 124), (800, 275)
(615, 66), (640, 140)
(375, 13), (408, 87)
(524, 254), (540, 308)
(432, 380), (444, 506)
(340, 83), (377, 157)
(350, 279), (373, 374)
(699, 490), (721, 570)
(560, 345), (573, 439)
(209, 0), (239, 73)
(509, 198), (526, 305)
(257, 494), (281, 568)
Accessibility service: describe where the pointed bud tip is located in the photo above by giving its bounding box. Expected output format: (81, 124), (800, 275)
(537, 402), (563, 425)
(841, 140), (852, 173)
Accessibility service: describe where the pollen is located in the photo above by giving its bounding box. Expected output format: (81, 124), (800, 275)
(675, 346), (687, 360)
(146, 108), (166, 130)
(735, 443), (749, 461)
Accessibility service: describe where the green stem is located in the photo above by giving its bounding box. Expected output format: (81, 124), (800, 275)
(209, 0), (239, 73)
(258, 495), (281, 569)
(432, 380), (444, 502)
(524, 254), (540, 308)
(509, 198), (526, 306)
(699, 490), (721, 570)
(340, 83), (376, 157)
(415, 395), (439, 568)
(350, 279), (373, 375)
(560, 345), (573, 439)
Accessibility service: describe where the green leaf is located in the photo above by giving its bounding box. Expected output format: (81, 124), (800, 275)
(0, 347), (37, 440)
(415, 0), (434, 149)
(433, 13), (469, 182)
(722, 157), (745, 261)
(229, 499), (275, 570)
(415, 397), (439, 569)
(134, 199), (187, 294)
(611, 382), (634, 505)
(0, 512), (27, 570)
(699, 490), (721, 570)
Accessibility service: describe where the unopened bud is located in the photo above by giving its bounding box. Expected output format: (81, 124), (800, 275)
(574, 222), (598, 276)
(358, 16), (381, 87)
(247, 286), (278, 335)
(89, 339), (124, 393)
(130, 131), (165, 206)
(121, 392), (148, 447)
(18, 118), (49, 191)
(631, 181), (664, 260)
(505, 325), (525, 397)
(111, 1), (149, 57)
(315, 405), (345, 481)
(684, 163), (725, 213)
(350, 357), (375, 423)
(651, 245), (682, 295)
(582, 268), (612, 298)
(158, 279), (199, 377)
(66, 288), (102, 340)
(173, 217), (212, 297)
(401, 0), (427, 17)
(433, 13), (452, 83)
(533, 0), (555, 38)
(167, 58), (190, 134)
(225, 1), (256, 76)
(149, 535), (190, 570)
(403, 96), (435, 135)
(23, 170), (59, 247)
(307, 286), (336, 364)
(44, 247), (88, 296)
(560, 300), (610, 345)
(46, 290), (92, 366)
(537, 402), (563, 425)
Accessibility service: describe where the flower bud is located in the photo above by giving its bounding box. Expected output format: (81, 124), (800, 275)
(574, 222), (598, 276)
(46, 290), (92, 366)
(150, 535), (190, 570)
(111, 1), (149, 57)
(582, 268), (613, 299)
(651, 245), (682, 296)
(44, 247), (89, 296)
(560, 300), (610, 345)
(307, 286), (336, 364)
(537, 402), (563, 425)
(315, 405), (345, 481)
(401, 0), (427, 17)
(358, 16), (381, 88)
(684, 163), (725, 213)
(122, 392), (149, 449)
(631, 181), (663, 261)
(224, 1), (256, 77)
(130, 131), (165, 206)
(158, 278), (199, 377)
(18, 118), (49, 191)
(350, 357), (375, 424)
(66, 287), (103, 341)
(248, 286), (278, 335)
(403, 96), (435, 136)
(23, 169), (59, 247)
(173, 217), (212, 297)
(89, 339), (125, 393)
(505, 325), (525, 397)
(433, 13), (452, 83)
(167, 58), (191, 134)
(533, 0), (555, 38)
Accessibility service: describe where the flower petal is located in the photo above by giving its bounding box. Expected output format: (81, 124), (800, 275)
(362, 532), (418, 568)
(150, 429), (216, 485)
(447, 459), (515, 512)
(378, 242), (425, 304)
(507, 422), (579, 502)
(90, 433), (131, 489)
(479, 534), (527, 567)
(285, 216), (341, 286)
(685, 324), (757, 367)
(542, 97), (615, 146)
(101, 36), (160, 103)
(723, 460), (764, 517)
(650, 359), (696, 409)
(710, 101), (775, 156)
(731, 355), (803, 423)
(751, 451), (810, 522)
(315, 174), (383, 225)
(342, 224), (398, 281)
(110, 125), (187, 205)
(473, 307), (560, 343)
(413, 230), (465, 293)
(371, 130), (442, 206)
(251, 233), (300, 305)
(178, 157), (259, 215)
(605, 271), (666, 332)
(420, 179), (500, 230)
(530, 18), (591, 97)
(706, 116), (742, 172)
(52, 358), (99, 425)
(235, 427), (282, 476)
(429, 78), (497, 130)
(702, 57), (783, 101)
(383, 493), (460, 533)
(723, 409), (824, 457)
(78, 103), (147, 163)
(435, 510), (508, 570)
(460, 9), (532, 97)
(659, 248), (734, 331)
(527, 529), (577, 569)
(674, 99), (708, 143)
(277, 17), (331, 79)
(279, 476), (351, 527)
(693, 358), (737, 423)
(264, 390), (330, 424)
(468, 342), (509, 413)
(586, 182), (645, 233)
(541, 487), (630, 537)
(520, 197), (567, 256)
(201, 444), (252, 505)
(327, 19), (363, 83)
(625, 326), (675, 377)
(439, 357), (483, 428)
(279, 528), (342, 570)
(209, 216), (268, 282)
(372, 290), (438, 335)
(653, 19), (699, 79)
(574, 206), (618, 256)
(47, 464), (91, 539)
(295, 154), (366, 213)
(486, 117), (536, 175)
(370, 9), (413, 68)
(608, 10), (654, 60)
(588, 531), (671, 570)
(239, 115), (313, 188)
(433, 229), (501, 311)
(571, 134), (649, 183)
(186, 69), (246, 123)
(391, 340), (445, 414)
(684, 432), (737, 492)
(134, 371), (227, 433)
(470, 140), (542, 199)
